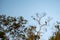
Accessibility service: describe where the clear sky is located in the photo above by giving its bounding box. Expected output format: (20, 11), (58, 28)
(0, 0), (60, 40)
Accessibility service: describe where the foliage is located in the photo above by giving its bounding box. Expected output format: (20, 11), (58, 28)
(0, 13), (53, 40)
(0, 15), (27, 40)
(0, 14), (41, 40)
(49, 22), (60, 40)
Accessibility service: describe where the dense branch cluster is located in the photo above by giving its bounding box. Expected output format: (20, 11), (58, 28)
(0, 15), (27, 40)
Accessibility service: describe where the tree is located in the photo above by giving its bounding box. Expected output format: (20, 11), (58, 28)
(0, 15), (27, 40)
(49, 21), (60, 40)
(0, 13), (52, 40)
(31, 13), (52, 40)
(0, 14), (39, 40)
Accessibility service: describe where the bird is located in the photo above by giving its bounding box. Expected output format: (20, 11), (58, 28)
(45, 21), (47, 25)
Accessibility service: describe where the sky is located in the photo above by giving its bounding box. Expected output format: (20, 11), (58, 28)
(0, 0), (60, 40)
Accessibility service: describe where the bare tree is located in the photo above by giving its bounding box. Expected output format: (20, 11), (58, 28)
(31, 13), (52, 40)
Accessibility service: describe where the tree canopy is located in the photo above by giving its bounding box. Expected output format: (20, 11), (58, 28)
(0, 14), (60, 40)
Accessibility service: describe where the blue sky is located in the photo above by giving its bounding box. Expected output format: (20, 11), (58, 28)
(0, 0), (60, 40)
(0, 0), (60, 22)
